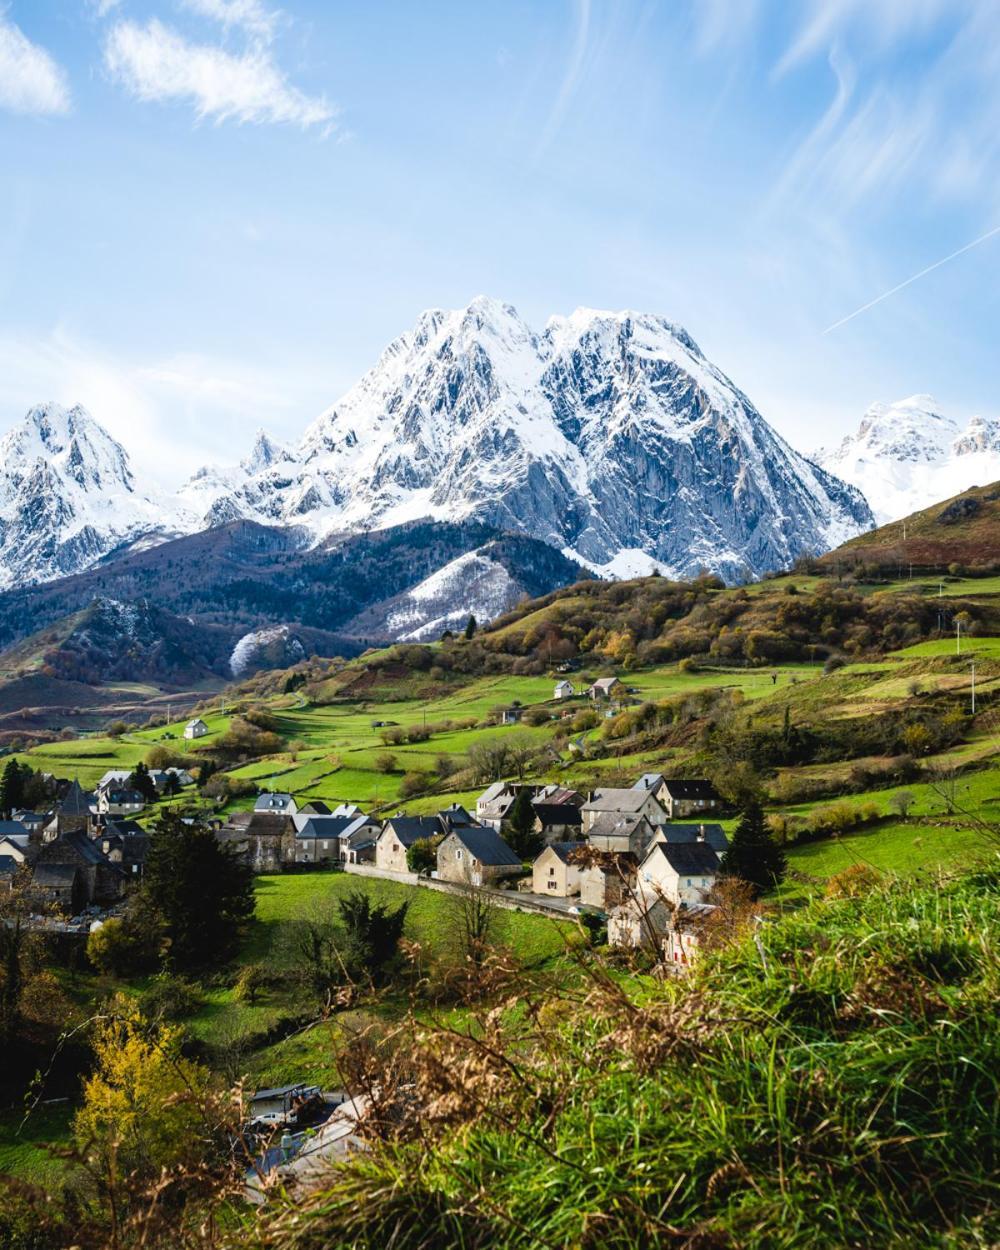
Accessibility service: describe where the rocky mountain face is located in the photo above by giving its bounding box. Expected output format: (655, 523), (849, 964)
(0, 402), (189, 590)
(1, 299), (877, 644)
(177, 297), (873, 582)
(816, 395), (1000, 525)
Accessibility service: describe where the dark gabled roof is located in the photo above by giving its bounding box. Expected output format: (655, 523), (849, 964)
(0, 821), (28, 836)
(448, 826), (522, 867)
(58, 780), (93, 816)
(33, 863), (80, 888)
(300, 801), (332, 815)
(384, 816), (440, 846)
(104, 819), (145, 837)
(661, 779), (722, 802)
(647, 841), (720, 876)
(533, 803), (583, 827)
(103, 789), (146, 805)
(583, 788), (659, 813)
(656, 824), (729, 852)
(296, 816), (353, 842)
(244, 812), (292, 837)
(585, 812), (651, 839)
(439, 804), (476, 826)
(255, 792), (295, 811)
(0, 855), (18, 875)
(544, 841), (587, 863)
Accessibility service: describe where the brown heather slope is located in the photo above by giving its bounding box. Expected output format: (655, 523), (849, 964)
(820, 480), (1000, 576)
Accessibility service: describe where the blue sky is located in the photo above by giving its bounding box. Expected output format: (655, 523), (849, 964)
(0, 0), (998, 484)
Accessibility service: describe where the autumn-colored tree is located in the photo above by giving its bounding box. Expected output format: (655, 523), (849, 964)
(73, 995), (215, 1181)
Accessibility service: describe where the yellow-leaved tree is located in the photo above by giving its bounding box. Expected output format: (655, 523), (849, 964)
(73, 995), (216, 1181)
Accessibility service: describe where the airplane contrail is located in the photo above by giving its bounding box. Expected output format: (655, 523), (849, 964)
(822, 222), (1000, 334)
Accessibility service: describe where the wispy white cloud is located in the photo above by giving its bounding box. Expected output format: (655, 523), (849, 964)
(178, 0), (281, 43)
(0, 329), (321, 485)
(104, 17), (333, 129)
(0, 15), (71, 115)
(533, 0), (591, 160)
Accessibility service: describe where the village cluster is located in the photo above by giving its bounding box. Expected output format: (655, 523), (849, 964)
(0, 744), (729, 964)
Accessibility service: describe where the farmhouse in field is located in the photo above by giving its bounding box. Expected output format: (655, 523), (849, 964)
(553, 680), (575, 700)
(587, 677), (621, 701)
(184, 718), (209, 740)
(437, 826), (523, 887)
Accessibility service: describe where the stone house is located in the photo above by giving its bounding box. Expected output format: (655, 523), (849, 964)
(375, 816), (441, 873)
(255, 792), (298, 816)
(659, 779), (724, 820)
(532, 801), (583, 842)
(580, 787), (666, 833)
(585, 812), (656, 857)
(588, 676), (621, 701)
(578, 852), (636, 910)
(32, 832), (125, 909)
(531, 841), (586, 897)
(663, 903), (718, 969)
(636, 840), (720, 907)
(436, 826), (523, 887)
(608, 896), (673, 949)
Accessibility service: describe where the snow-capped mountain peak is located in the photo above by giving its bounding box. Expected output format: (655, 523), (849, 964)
(816, 395), (1000, 524)
(0, 402), (190, 590)
(179, 296), (873, 580)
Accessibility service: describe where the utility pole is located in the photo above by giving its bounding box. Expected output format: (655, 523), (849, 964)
(956, 619), (963, 655)
(970, 662), (976, 715)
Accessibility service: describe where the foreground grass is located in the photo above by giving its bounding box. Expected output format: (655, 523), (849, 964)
(247, 864), (1000, 1250)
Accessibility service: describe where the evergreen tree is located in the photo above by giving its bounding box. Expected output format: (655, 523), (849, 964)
(0, 759), (25, 817)
(336, 890), (408, 985)
(464, 615), (477, 639)
(719, 801), (787, 897)
(141, 814), (255, 970)
(128, 761), (158, 803)
(505, 787), (543, 860)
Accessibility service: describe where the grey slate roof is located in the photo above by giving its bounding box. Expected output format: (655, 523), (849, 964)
(33, 863), (80, 888)
(58, 780), (93, 816)
(295, 816), (353, 842)
(384, 816), (441, 846)
(0, 821), (28, 837)
(583, 788), (659, 814)
(449, 826), (522, 867)
(255, 793), (296, 812)
(533, 803), (583, 828)
(633, 773), (665, 792)
(546, 841), (586, 863)
(661, 779), (722, 802)
(0, 855), (18, 875)
(646, 841), (720, 875)
(656, 824), (729, 852)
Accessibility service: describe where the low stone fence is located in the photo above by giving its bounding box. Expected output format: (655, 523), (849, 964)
(343, 862), (574, 920)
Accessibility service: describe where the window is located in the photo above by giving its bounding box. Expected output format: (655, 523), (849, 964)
(456, 849), (463, 860)
(549, 866), (555, 876)
(548, 881), (556, 890)
(323, 841), (329, 850)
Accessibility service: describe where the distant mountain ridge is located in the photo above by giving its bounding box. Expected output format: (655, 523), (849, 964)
(816, 395), (1000, 525)
(177, 297), (874, 581)
(1, 298), (875, 599)
(0, 402), (191, 590)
